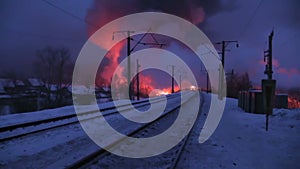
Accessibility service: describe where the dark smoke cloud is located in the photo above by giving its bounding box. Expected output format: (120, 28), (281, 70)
(84, 0), (238, 74)
(85, 0), (238, 88)
(86, 0), (238, 31)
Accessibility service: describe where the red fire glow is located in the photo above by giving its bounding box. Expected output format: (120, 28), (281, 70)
(96, 42), (126, 86)
(259, 58), (300, 77)
(86, 2), (201, 97)
(259, 58), (280, 68)
(277, 67), (300, 77)
(189, 6), (205, 25)
(138, 75), (155, 96)
(288, 96), (300, 109)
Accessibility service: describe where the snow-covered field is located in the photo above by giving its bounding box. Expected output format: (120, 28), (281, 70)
(177, 93), (300, 169)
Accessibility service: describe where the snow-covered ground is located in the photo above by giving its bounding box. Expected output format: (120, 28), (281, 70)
(0, 92), (299, 169)
(0, 92), (194, 168)
(177, 93), (300, 169)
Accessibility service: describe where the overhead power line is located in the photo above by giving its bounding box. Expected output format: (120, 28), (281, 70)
(41, 0), (99, 30)
(237, 0), (264, 39)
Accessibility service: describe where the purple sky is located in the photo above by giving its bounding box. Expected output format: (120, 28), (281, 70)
(0, 0), (299, 89)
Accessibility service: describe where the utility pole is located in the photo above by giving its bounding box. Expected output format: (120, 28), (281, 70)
(216, 40), (239, 99)
(136, 59), (141, 100)
(262, 30), (276, 131)
(206, 71), (209, 93)
(167, 65), (176, 93)
(127, 31), (132, 100)
(113, 30), (135, 100)
(216, 40), (239, 67)
(171, 65), (175, 93)
(179, 74), (182, 91)
(176, 68), (186, 91)
(221, 41), (225, 66)
(264, 31), (274, 79)
(201, 66), (210, 93)
(112, 31), (165, 100)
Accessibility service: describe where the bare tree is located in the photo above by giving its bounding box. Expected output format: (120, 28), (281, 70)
(34, 46), (73, 107)
(227, 72), (252, 98)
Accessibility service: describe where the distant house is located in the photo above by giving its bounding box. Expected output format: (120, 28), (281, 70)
(27, 78), (44, 87)
(0, 80), (7, 95)
(72, 85), (107, 105)
(15, 80), (25, 86)
(0, 78), (48, 115)
(95, 86), (112, 103)
(48, 84), (72, 106)
(22, 78), (46, 97)
(238, 90), (288, 114)
(0, 78), (74, 115)
(95, 86), (111, 98)
(0, 79), (15, 115)
(0, 79), (15, 93)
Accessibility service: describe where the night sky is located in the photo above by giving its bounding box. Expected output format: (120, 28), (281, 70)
(0, 0), (299, 89)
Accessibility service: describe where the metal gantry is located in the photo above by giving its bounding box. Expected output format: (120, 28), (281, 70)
(112, 31), (166, 100)
(262, 30), (276, 131)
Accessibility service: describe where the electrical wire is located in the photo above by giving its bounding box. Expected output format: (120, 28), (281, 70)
(41, 0), (99, 30)
(237, 0), (264, 39)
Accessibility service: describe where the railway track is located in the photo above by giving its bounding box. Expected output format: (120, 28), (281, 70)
(0, 91), (202, 169)
(171, 91), (205, 169)
(64, 92), (203, 169)
(0, 92), (182, 142)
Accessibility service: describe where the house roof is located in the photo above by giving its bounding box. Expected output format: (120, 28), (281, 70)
(102, 87), (110, 92)
(72, 85), (95, 94)
(0, 85), (4, 93)
(27, 78), (44, 87)
(15, 80), (25, 86)
(0, 79), (15, 93)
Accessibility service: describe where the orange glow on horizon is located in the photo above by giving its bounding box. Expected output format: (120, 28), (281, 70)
(288, 96), (300, 109)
